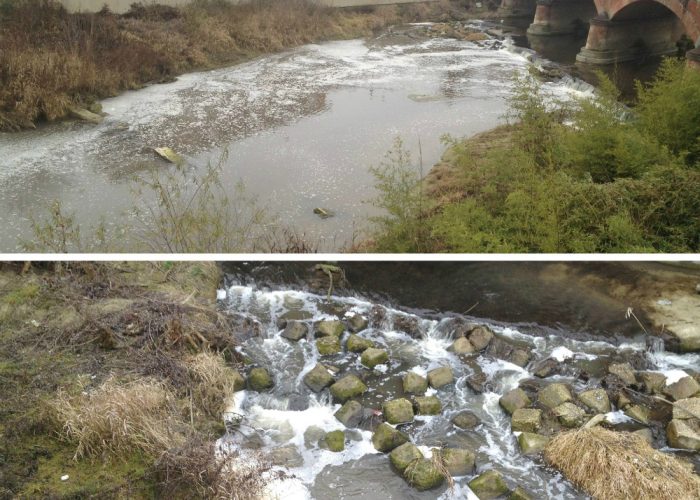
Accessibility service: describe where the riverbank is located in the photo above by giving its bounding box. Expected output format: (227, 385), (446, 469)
(0, 262), (263, 498)
(0, 0), (475, 132)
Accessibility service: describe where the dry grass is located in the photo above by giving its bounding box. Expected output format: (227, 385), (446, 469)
(0, 0), (465, 131)
(186, 351), (240, 418)
(52, 377), (187, 460)
(156, 437), (272, 499)
(544, 427), (700, 500)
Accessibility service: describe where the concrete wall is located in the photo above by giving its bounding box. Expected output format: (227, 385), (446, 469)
(58, 0), (437, 14)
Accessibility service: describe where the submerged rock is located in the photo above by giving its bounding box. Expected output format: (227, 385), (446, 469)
(449, 336), (475, 355)
(372, 422), (409, 452)
(70, 106), (104, 125)
(538, 383), (572, 409)
(578, 389), (611, 414)
(347, 313), (369, 332)
(608, 362), (637, 386)
(517, 432), (549, 455)
(389, 442), (423, 473)
(499, 388), (531, 415)
(346, 334), (374, 353)
(451, 411), (480, 430)
(303, 363), (334, 393)
(335, 400), (364, 427)
(435, 447), (475, 476)
(320, 429), (345, 452)
(427, 366), (454, 389)
(414, 395), (442, 415)
(303, 425), (326, 449)
(508, 486), (533, 500)
(361, 347), (389, 369)
(403, 372), (428, 395)
(468, 326), (494, 350)
(270, 444), (304, 467)
(316, 336), (342, 356)
(330, 375), (367, 402)
(553, 402), (586, 428)
(153, 146), (182, 164)
(281, 321), (308, 341)
(248, 367), (274, 392)
(404, 459), (445, 491)
(511, 408), (542, 433)
(315, 320), (345, 337)
(667, 419), (700, 450)
(383, 398), (414, 424)
(468, 470), (509, 499)
(663, 376), (700, 401)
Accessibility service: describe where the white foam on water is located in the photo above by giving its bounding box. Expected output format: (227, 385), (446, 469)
(661, 369), (688, 385)
(550, 346), (574, 362)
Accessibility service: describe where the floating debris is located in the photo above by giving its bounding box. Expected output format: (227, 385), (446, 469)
(153, 147), (183, 165)
(313, 207), (334, 219)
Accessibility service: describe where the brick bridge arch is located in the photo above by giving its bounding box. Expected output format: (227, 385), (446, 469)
(520, 0), (700, 64)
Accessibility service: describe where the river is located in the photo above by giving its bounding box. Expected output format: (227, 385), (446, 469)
(0, 21), (604, 252)
(215, 262), (700, 499)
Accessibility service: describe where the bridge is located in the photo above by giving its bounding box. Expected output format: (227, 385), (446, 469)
(500, 0), (700, 66)
(58, 0), (438, 14)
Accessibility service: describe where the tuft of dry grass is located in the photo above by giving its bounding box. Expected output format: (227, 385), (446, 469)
(544, 427), (700, 500)
(185, 351), (240, 418)
(52, 377), (187, 460)
(156, 436), (271, 500)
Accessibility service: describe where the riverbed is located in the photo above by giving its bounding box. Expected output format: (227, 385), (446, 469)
(0, 22), (599, 252)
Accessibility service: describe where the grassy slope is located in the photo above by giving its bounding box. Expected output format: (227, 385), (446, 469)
(0, 262), (228, 499)
(0, 0), (472, 131)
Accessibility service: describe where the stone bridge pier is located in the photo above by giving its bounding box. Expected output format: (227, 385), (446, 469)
(519, 0), (700, 65)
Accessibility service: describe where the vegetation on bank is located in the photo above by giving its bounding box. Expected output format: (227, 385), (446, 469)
(0, 0), (469, 131)
(0, 262), (267, 498)
(367, 58), (700, 253)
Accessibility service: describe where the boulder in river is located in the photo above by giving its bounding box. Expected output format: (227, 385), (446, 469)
(232, 370), (246, 392)
(248, 367), (274, 392)
(468, 470), (509, 499)
(538, 383), (572, 409)
(508, 486), (533, 500)
(269, 444), (304, 467)
(427, 366), (454, 389)
(638, 371), (667, 394)
(404, 458), (445, 491)
(281, 321), (308, 341)
(672, 397), (700, 419)
(451, 410), (480, 430)
(316, 336), (342, 356)
(414, 395), (442, 415)
(517, 432), (549, 455)
(330, 374), (367, 402)
(320, 430), (345, 452)
(303, 425), (326, 449)
(468, 326), (494, 350)
(624, 404), (650, 425)
(608, 362), (637, 386)
(372, 422), (409, 452)
(663, 376), (700, 401)
(389, 442), (423, 473)
(486, 337), (531, 367)
(403, 372), (428, 395)
(499, 388), (531, 415)
(347, 313), (369, 332)
(335, 400), (364, 427)
(434, 447), (475, 476)
(303, 363), (334, 393)
(346, 334), (374, 353)
(511, 408), (542, 433)
(553, 402), (586, 428)
(666, 418), (700, 450)
(315, 320), (345, 337)
(532, 358), (559, 378)
(578, 388), (611, 414)
(383, 398), (414, 424)
(448, 336), (475, 355)
(361, 347), (389, 369)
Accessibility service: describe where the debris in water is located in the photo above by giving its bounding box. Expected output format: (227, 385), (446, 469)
(313, 207), (334, 219)
(68, 106), (104, 125)
(153, 147), (183, 165)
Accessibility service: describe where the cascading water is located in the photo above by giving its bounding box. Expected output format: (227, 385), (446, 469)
(214, 277), (698, 499)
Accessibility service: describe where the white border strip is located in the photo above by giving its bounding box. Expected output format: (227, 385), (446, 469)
(2, 253), (699, 261)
